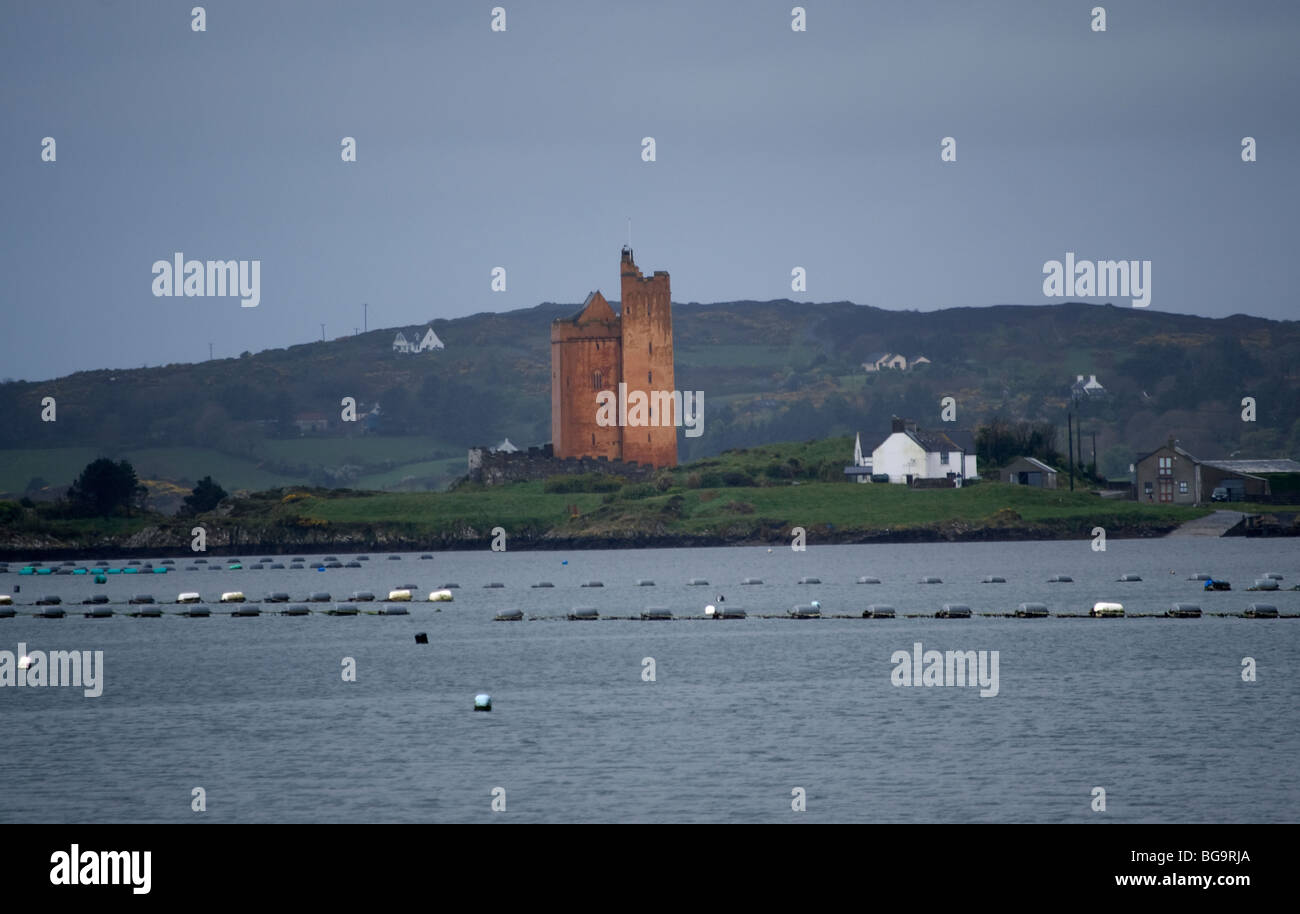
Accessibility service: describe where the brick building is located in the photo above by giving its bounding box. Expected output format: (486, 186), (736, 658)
(550, 247), (677, 467)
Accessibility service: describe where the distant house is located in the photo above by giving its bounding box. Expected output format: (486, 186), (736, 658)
(863, 352), (907, 372)
(1134, 437), (1300, 504)
(1071, 374), (1106, 400)
(493, 437), (519, 453)
(1001, 456), (1058, 488)
(293, 411), (329, 434)
(910, 356), (931, 368)
(393, 328), (445, 353)
(862, 352), (892, 372)
(415, 328), (445, 351)
(870, 417), (977, 485)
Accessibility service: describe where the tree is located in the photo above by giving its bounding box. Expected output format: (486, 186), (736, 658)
(183, 476), (228, 514)
(68, 458), (145, 517)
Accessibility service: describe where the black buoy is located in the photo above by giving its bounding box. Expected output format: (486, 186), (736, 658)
(414, 632), (429, 644)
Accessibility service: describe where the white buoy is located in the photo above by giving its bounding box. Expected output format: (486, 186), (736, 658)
(177, 592), (201, 604)
(387, 589), (413, 602)
(428, 589), (454, 602)
(704, 604), (717, 616)
(474, 693), (492, 712)
(219, 591), (245, 603)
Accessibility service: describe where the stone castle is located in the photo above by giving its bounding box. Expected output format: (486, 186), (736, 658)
(550, 246), (677, 467)
(466, 247), (678, 485)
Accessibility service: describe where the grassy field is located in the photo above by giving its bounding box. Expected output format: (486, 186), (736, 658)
(281, 475), (1210, 539)
(0, 446), (301, 493)
(0, 436), (463, 496)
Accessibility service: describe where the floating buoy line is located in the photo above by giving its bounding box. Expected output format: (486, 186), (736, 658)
(1, 565), (1295, 622)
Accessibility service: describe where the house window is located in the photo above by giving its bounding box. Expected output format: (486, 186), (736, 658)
(1144, 482), (1153, 495)
(1179, 481), (1189, 494)
(1158, 479), (1173, 503)
(1158, 456), (1172, 477)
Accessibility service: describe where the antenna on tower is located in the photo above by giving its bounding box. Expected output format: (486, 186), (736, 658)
(627, 218), (632, 249)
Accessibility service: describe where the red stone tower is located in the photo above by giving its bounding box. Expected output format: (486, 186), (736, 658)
(549, 248), (677, 468)
(618, 247), (677, 467)
(550, 291), (622, 461)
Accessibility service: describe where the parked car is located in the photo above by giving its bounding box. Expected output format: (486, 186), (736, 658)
(1211, 487), (1230, 502)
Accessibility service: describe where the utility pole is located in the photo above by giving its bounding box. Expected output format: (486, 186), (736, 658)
(363, 302), (368, 333)
(1068, 411), (1075, 491)
(320, 323), (326, 341)
(208, 342), (213, 361)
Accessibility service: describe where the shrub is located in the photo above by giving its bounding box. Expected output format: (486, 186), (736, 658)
(722, 471), (756, 487)
(543, 473), (624, 494)
(685, 472), (702, 489)
(618, 483), (656, 500)
(699, 472), (724, 488)
(698, 490), (718, 502)
(654, 472), (674, 492)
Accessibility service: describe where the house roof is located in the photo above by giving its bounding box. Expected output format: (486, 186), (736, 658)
(905, 428), (962, 454)
(1201, 458), (1300, 475)
(1006, 456), (1057, 474)
(864, 351), (891, 364)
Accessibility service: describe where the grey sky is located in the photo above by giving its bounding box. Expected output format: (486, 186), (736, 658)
(2, 0), (1296, 381)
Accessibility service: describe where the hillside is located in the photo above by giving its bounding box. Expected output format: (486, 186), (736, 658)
(2, 300), (1297, 501)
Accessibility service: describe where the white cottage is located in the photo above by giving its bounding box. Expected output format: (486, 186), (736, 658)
(415, 327), (445, 351)
(870, 417), (976, 484)
(392, 331), (411, 353)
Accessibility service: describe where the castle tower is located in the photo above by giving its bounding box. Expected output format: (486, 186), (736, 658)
(551, 290), (622, 460)
(618, 246), (677, 467)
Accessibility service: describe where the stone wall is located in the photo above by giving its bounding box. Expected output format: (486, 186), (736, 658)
(467, 444), (657, 486)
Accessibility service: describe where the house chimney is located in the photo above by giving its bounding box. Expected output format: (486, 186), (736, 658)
(1077, 375), (1084, 382)
(891, 417), (905, 434)
(1089, 374), (1097, 384)
(1167, 435), (1176, 450)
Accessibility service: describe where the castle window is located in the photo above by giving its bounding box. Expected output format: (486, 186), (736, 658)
(649, 341), (652, 355)
(592, 370), (602, 389)
(592, 433), (596, 447)
(648, 371), (652, 384)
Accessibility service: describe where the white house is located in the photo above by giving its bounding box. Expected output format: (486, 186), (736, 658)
(415, 327), (445, 351)
(393, 328), (445, 354)
(910, 356), (931, 368)
(870, 417), (976, 484)
(863, 352), (907, 372)
(1071, 374), (1106, 399)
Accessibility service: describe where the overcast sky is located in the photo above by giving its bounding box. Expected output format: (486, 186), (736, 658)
(2, 0), (1297, 381)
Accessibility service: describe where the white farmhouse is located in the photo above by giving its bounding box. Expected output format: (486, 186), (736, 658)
(392, 331), (411, 353)
(415, 327), (445, 351)
(870, 417), (977, 485)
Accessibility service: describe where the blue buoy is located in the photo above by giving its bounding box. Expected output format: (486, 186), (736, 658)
(562, 560), (568, 565)
(474, 693), (492, 712)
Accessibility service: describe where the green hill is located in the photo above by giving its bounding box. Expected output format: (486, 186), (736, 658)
(2, 300), (1297, 500)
